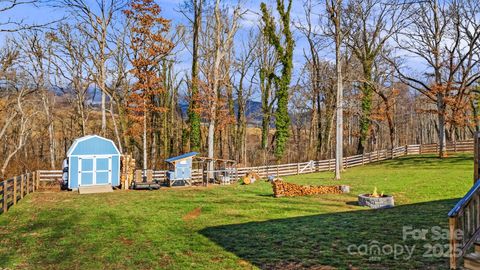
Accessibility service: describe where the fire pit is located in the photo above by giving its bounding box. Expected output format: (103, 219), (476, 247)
(358, 187), (394, 209)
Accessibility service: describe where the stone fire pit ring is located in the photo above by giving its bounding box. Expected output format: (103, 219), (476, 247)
(358, 194), (394, 209)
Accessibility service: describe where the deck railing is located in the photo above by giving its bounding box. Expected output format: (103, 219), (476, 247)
(448, 180), (480, 269)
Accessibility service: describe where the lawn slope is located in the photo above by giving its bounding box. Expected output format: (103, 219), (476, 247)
(0, 154), (473, 269)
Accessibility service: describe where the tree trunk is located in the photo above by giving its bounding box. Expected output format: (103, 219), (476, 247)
(437, 93), (447, 157)
(357, 63), (373, 154)
(143, 98), (148, 172)
(333, 0), (343, 180)
(189, 0), (203, 152)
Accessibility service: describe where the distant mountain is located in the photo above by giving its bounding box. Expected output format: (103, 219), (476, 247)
(179, 99), (264, 126)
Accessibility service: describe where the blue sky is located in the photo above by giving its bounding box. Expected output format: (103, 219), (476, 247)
(1, 0), (314, 67)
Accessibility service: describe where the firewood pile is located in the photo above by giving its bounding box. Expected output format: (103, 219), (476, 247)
(271, 179), (349, 197)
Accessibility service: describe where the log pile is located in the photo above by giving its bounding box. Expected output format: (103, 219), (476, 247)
(121, 155), (136, 190)
(271, 180), (349, 197)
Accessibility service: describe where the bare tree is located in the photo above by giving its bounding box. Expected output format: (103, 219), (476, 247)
(256, 26), (278, 163)
(16, 31), (57, 169)
(54, 0), (126, 136)
(394, 0), (480, 157)
(199, 0), (242, 176)
(297, 0), (336, 159)
(233, 30), (256, 164)
(50, 23), (92, 137)
(326, 0), (344, 179)
(0, 0), (56, 32)
(344, 0), (409, 154)
(0, 43), (37, 177)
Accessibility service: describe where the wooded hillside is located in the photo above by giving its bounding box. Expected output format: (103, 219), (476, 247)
(0, 0), (479, 177)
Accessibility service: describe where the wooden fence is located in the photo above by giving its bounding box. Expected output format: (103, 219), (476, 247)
(0, 172), (40, 214)
(0, 139), (474, 215)
(27, 140), (474, 185)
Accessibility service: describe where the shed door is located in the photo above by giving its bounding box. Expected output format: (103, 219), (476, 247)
(79, 158), (94, 185)
(78, 156), (112, 186)
(95, 157), (111, 184)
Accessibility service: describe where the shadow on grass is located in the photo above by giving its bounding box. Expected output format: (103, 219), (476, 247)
(200, 199), (459, 269)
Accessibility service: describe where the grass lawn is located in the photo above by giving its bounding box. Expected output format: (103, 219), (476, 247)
(0, 154), (474, 269)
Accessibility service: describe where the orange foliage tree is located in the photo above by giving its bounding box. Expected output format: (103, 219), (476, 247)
(124, 0), (173, 170)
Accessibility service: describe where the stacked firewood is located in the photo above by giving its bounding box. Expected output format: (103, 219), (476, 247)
(271, 180), (348, 197)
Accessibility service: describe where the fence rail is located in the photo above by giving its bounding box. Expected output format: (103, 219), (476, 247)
(0, 172), (38, 215)
(33, 140), (475, 184)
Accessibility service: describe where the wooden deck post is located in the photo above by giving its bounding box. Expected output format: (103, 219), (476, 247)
(449, 217), (458, 269)
(13, 177), (17, 205)
(475, 132), (480, 183)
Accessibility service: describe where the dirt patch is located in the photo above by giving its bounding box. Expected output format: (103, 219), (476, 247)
(182, 207), (202, 221)
(119, 236), (134, 245)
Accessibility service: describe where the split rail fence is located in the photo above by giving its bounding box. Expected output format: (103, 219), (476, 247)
(0, 139), (474, 215)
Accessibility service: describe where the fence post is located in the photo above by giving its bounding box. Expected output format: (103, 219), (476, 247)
(13, 177), (17, 205)
(297, 163), (300, 175)
(26, 173), (30, 194)
(328, 159), (332, 171)
(405, 145), (408, 156)
(420, 144), (422, 154)
(362, 153), (365, 165)
(276, 165), (279, 177)
(20, 175), (24, 199)
(2, 181), (7, 213)
(36, 171), (40, 190)
(32, 172), (36, 192)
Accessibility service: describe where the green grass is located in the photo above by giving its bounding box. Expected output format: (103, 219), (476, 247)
(0, 154), (474, 269)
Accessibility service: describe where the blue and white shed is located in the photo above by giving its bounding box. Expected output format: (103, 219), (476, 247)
(66, 135), (121, 189)
(165, 152), (198, 186)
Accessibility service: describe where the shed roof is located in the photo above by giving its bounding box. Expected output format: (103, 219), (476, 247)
(67, 135), (121, 156)
(165, 152), (198, 163)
